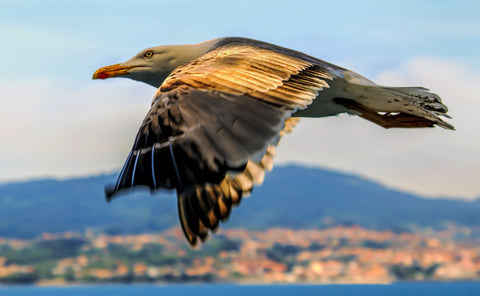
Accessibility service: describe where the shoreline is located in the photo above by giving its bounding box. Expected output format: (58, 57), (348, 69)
(3, 278), (479, 288)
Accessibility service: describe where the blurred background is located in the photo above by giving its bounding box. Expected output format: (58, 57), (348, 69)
(0, 0), (479, 287)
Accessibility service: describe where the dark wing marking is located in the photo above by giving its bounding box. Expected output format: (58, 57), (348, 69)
(106, 87), (291, 199)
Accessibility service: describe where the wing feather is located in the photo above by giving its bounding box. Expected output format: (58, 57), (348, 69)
(107, 43), (334, 245)
(176, 117), (300, 244)
(159, 44), (333, 110)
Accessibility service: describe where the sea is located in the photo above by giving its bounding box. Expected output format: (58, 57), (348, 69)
(0, 282), (480, 296)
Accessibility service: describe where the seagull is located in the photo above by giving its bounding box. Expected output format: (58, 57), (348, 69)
(93, 37), (453, 246)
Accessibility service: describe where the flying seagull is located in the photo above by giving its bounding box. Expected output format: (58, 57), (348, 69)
(93, 37), (453, 246)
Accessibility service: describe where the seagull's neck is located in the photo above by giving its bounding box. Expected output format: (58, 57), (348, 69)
(171, 39), (218, 66)
(149, 39), (219, 88)
(192, 38), (220, 55)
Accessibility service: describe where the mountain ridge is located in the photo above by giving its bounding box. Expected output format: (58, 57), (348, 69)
(0, 165), (479, 238)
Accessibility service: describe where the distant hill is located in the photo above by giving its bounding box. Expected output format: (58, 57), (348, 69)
(0, 165), (479, 238)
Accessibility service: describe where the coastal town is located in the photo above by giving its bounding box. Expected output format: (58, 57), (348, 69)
(0, 225), (479, 285)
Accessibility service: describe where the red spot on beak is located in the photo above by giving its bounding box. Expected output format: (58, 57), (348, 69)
(92, 63), (131, 80)
(96, 72), (110, 79)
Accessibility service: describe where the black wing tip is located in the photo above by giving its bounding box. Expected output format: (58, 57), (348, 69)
(104, 183), (117, 203)
(104, 183), (159, 203)
(188, 237), (199, 248)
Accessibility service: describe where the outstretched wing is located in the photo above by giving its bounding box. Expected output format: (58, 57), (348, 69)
(107, 44), (334, 245)
(108, 88), (291, 196)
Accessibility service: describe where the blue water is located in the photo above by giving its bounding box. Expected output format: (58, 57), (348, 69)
(0, 282), (479, 296)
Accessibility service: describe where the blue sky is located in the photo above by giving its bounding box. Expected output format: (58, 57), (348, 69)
(0, 0), (479, 198)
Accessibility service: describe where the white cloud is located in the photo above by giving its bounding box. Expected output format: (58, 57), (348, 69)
(0, 79), (153, 181)
(275, 57), (480, 199)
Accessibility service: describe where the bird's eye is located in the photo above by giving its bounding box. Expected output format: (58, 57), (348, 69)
(144, 50), (154, 58)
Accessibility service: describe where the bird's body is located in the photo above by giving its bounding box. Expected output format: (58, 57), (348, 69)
(93, 37), (453, 246)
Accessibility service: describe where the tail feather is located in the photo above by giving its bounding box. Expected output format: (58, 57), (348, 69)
(380, 86), (454, 130)
(338, 84), (454, 130)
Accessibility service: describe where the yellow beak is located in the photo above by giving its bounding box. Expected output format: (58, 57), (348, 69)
(92, 63), (135, 80)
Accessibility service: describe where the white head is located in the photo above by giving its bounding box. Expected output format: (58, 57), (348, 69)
(93, 40), (217, 88)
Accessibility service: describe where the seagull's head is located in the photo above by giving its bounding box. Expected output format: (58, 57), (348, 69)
(93, 40), (217, 88)
(93, 45), (186, 88)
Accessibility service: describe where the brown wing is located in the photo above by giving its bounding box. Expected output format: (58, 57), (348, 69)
(107, 44), (333, 246)
(159, 45), (333, 109)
